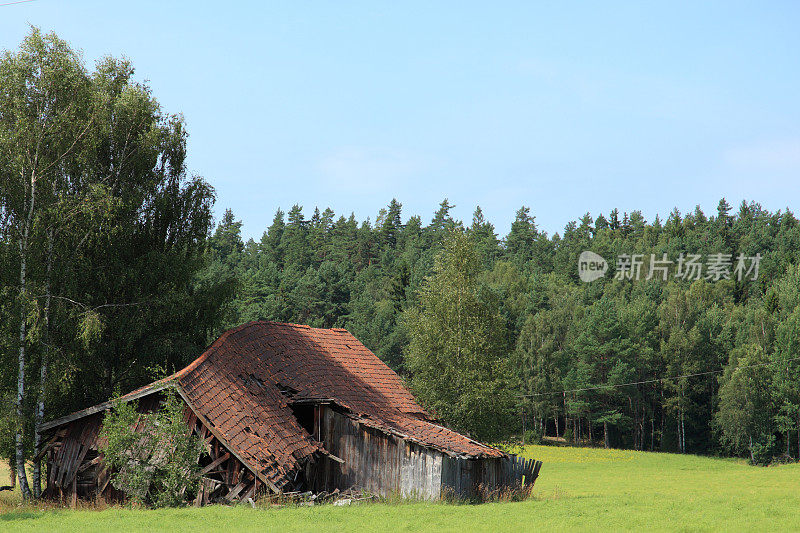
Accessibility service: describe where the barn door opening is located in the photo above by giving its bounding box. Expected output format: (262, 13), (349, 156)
(290, 403), (321, 441)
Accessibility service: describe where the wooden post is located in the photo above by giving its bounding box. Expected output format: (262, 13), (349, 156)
(194, 479), (205, 507)
(70, 475), (77, 509)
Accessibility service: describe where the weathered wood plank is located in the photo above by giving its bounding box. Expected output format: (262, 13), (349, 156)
(194, 478), (218, 507)
(77, 456), (102, 473)
(57, 437), (79, 488)
(532, 460), (542, 480)
(201, 452), (231, 475)
(70, 476), (77, 509)
(96, 467), (111, 496)
(225, 481), (247, 501)
(65, 442), (91, 488)
(241, 481), (256, 502)
(33, 431), (64, 462)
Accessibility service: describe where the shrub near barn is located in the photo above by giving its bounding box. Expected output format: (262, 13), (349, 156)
(100, 389), (206, 507)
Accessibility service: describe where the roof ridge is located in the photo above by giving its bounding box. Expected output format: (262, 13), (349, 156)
(172, 321), (258, 379)
(233, 320), (351, 333)
(174, 321), (352, 381)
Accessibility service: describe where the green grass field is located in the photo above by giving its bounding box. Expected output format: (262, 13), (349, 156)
(2, 445), (799, 532)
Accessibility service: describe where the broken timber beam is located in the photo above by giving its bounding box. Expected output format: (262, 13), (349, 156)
(201, 452), (231, 475)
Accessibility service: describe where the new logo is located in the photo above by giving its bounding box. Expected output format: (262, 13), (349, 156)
(578, 251), (608, 282)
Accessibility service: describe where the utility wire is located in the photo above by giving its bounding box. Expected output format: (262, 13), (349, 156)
(0, 0), (37, 6)
(518, 355), (800, 398)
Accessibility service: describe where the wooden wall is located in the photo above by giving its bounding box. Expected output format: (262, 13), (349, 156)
(441, 454), (541, 499)
(316, 407), (444, 499)
(316, 406), (541, 500)
(41, 393), (264, 506)
(43, 399), (541, 505)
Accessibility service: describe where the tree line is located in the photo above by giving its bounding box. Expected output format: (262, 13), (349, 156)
(208, 197), (800, 464)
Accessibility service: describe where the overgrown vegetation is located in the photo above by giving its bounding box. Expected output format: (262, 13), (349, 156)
(100, 389), (205, 507)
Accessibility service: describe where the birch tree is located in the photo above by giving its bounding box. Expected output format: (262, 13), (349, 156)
(0, 29), (222, 499)
(0, 28), (92, 499)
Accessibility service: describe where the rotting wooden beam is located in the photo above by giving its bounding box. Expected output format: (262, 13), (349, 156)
(225, 480), (249, 502)
(290, 398), (335, 405)
(96, 467), (111, 496)
(241, 482), (256, 502)
(201, 452), (231, 475)
(33, 430), (66, 462)
(231, 459), (240, 486)
(322, 451), (345, 464)
(78, 456), (102, 473)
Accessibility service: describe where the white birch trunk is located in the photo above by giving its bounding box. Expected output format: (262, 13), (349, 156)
(15, 171), (35, 500)
(32, 229), (53, 498)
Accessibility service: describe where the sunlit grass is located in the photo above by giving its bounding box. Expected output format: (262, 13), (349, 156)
(3, 445), (799, 532)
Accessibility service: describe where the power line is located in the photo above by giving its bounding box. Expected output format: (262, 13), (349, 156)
(519, 355), (800, 398)
(0, 0), (37, 7)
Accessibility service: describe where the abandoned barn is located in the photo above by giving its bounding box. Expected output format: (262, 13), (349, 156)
(38, 321), (541, 504)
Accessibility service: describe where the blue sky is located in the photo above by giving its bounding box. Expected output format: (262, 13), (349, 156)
(2, 1), (799, 239)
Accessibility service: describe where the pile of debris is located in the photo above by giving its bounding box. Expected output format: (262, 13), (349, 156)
(261, 487), (376, 507)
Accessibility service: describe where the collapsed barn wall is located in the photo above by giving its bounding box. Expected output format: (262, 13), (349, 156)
(42, 412), (111, 505)
(41, 392), (267, 506)
(43, 395), (541, 505)
(41, 393), (162, 505)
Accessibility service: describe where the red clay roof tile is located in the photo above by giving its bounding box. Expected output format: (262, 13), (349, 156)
(46, 321), (506, 490)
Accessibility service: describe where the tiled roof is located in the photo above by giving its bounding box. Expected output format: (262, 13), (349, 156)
(173, 322), (505, 486)
(44, 321), (506, 490)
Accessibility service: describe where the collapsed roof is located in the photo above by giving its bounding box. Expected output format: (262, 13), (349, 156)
(42, 321), (505, 491)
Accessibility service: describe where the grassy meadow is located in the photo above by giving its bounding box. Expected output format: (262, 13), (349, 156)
(2, 445), (799, 532)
